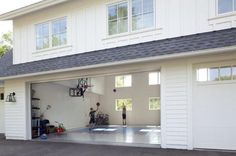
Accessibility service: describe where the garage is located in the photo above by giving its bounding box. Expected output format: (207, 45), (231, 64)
(30, 71), (161, 147)
(193, 64), (236, 150)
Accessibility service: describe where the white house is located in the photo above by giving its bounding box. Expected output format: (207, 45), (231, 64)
(0, 0), (236, 151)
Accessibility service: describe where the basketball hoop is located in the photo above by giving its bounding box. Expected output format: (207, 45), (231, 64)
(69, 78), (93, 98)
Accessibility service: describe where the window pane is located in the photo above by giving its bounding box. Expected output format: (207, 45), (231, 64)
(36, 23), (49, 38)
(208, 68), (219, 81)
(124, 75), (132, 87)
(149, 72), (160, 85)
(220, 66), (232, 80)
(118, 18), (128, 33)
(116, 99), (132, 111)
(143, 0), (154, 13)
(109, 20), (117, 35)
(132, 0), (142, 15)
(108, 5), (117, 20)
(143, 13), (154, 28)
(36, 23), (49, 50)
(118, 3), (128, 18)
(218, 0), (233, 14)
(115, 75), (132, 88)
(197, 68), (208, 81)
(232, 66), (236, 80)
(149, 97), (160, 110)
(132, 15), (143, 30)
(52, 18), (67, 47)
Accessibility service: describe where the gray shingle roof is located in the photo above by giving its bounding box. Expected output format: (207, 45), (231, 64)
(0, 28), (236, 78)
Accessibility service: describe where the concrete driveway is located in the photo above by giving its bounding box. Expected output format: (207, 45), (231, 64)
(0, 139), (235, 156)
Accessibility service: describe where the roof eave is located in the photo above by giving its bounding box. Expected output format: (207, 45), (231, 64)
(1, 45), (236, 81)
(0, 0), (69, 20)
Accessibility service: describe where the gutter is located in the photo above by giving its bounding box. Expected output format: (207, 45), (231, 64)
(1, 45), (236, 80)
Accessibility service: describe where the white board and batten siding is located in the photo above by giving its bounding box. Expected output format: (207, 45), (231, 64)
(12, 0), (236, 65)
(4, 80), (28, 140)
(161, 61), (192, 149)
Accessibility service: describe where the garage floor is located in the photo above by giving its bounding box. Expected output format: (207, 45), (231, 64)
(35, 125), (161, 147)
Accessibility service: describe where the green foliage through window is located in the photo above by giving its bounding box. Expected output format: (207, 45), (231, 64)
(149, 97), (160, 110)
(116, 99), (132, 111)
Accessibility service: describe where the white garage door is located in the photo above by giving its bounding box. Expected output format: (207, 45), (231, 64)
(193, 82), (236, 150)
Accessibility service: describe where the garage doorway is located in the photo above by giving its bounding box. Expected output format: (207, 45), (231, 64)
(30, 71), (161, 147)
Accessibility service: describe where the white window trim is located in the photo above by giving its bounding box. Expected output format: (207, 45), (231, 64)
(106, 0), (156, 37)
(149, 97), (160, 111)
(35, 16), (68, 52)
(216, 0), (236, 16)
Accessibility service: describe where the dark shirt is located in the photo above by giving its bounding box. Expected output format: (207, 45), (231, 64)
(89, 110), (96, 119)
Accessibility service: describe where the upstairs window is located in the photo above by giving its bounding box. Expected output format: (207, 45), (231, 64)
(218, 0), (236, 14)
(132, 0), (154, 31)
(36, 23), (49, 50)
(149, 72), (160, 85)
(35, 17), (67, 50)
(52, 18), (67, 47)
(108, 2), (128, 35)
(115, 75), (132, 88)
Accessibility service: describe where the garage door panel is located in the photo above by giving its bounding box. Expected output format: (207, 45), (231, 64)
(193, 83), (236, 150)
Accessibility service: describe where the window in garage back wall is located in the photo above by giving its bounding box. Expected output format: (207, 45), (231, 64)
(149, 72), (160, 85)
(115, 98), (132, 111)
(149, 97), (160, 110)
(115, 75), (132, 88)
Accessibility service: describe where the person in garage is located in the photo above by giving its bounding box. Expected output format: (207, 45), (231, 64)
(122, 103), (127, 125)
(89, 103), (100, 130)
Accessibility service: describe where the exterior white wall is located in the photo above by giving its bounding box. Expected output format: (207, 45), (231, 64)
(4, 79), (27, 140)
(12, 0), (236, 64)
(161, 60), (192, 149)
(101, 72), (160, 125)
(3, 52), (236, 150)
(32, 83), (101, 130)
(0, 87), (5, 133)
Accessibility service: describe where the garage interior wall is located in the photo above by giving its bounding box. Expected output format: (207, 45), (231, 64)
(31, 71), (161, 130)
(0, 87), (4, 133)
(101, 72), (160, 125)
(32, 83), (100, 129)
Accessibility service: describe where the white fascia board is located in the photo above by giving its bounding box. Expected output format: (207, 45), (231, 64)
(0, 0), (69, 20)
(1, 45), (236, 80)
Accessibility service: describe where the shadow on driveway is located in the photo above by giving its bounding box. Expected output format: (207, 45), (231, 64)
(0, 139), (235, 156)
